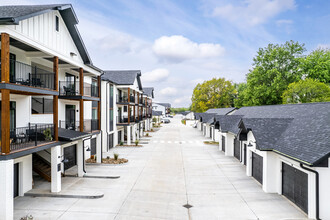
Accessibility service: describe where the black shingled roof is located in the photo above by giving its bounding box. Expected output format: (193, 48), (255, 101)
(205, 107), (236, 115)
(58, 128), (91, 141)
(215, 115), (244, 134)
(102, 70), (142, 90)
(143, 87), (154, 98)
(156, 103), (171, 108)
(152, 110), (162, 116)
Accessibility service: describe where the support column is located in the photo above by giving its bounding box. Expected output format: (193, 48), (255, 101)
(132, 124), (136, 143)
(140, 123), (143, 137)
(121, 130), (124, 142)
(0, 159), (14, 220)
(51, 145), (61, 193)
(1, 33), (10, 154)
(53, 56), (59, 141)
(97, 76), (101, 130)
(127, 126), (131, 145)
(79, 68), (84, 132)
(77, 140), (84, 177)
(96, 134), (101, 163)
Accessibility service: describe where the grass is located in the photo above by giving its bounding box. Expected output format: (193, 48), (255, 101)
(203, 141), (219, 145)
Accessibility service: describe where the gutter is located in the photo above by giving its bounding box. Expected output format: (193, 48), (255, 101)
(82, 136), (93, 173)
(300, 164), (320, 220)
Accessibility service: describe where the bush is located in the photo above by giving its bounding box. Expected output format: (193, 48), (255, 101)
(151, 128), (154, 132)
(120, 141), (123, 146)
(135, 140), (139, 146)
(146, 133), (149, 137)
(114, 153), (119, 160)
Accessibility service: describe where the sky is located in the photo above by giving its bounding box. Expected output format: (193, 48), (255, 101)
(2, 0), (330, 107)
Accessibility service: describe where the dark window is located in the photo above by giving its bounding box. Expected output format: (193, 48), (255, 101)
(91, 138), (96, 156)
(55, 16), (59, 32)
(108, 134), (113, 150)
(124, 106), (127, 112)
(32, 97), (53, 114)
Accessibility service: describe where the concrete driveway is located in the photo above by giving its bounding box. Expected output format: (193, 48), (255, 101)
(14, 116), (308, 220)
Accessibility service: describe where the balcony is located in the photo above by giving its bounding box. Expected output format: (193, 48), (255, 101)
(117, 95), (135, 104)
(59, 119), (99, 133)
(117, 116), (134, 124)
(1, 123), (55, 153)
(0, 60), (55, 90)
(59, 81), (98, 98)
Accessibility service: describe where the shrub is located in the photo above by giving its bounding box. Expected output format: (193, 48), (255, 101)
(151, 128), (154, 132)
(135, 140), (139, 146)
(43, 128), (53, 141)
(146, 133), (149, 137)
(120, 141), (123, 146)
(114, 153), (119, 160)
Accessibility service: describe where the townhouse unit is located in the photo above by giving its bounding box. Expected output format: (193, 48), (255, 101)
(101, 71), (153, 147)
(152, 102), (171, 116)
(196, 103), (330, 220)
(0, 4), (103, 219)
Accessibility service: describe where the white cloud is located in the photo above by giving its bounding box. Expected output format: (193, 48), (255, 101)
(142, 68), (170, 83)
(276, 19), (293, 26)
(212, 0), (296, 26)
(152, 35), (225, 63)
(159, 87), (178, 96)
(316, 44), (330, 49)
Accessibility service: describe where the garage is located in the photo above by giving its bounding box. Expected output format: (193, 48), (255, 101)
(282, 162), (308, 214)
(234, 138), (240, 160)
(243, 144), (247, 166)
(221, 136), (226, 152)
(90, 138), (96, 156)
(13, 163), (19, 198)
(64, 145), (77, 170)
(210, 127), (212, 138)
(252, 152), (263, 184)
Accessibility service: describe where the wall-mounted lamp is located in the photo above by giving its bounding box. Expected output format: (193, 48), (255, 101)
(247, 141), (256, 147)
(70, 52), (77, 57)
(85, 146), (91, 152)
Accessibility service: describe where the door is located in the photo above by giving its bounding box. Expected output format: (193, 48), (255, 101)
(234, 138), (240, 160)
(282, 163), (308, 213)
(221, 136), (226, 152)
(65, 105), (76, 130)
(64, 145), (77, 170)
(13, 163), (19, 198)
(90, 138), (96, 156)
(244, 144), (247, 165)
(118, 131), (122, 144)
(252, 152), (263, 184)
(210, 127), (212, 138)
(108, 134), (113, 150)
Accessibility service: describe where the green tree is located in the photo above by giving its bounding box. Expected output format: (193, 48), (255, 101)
(282, 78), (330, 104)
(299, 48), (330, 83)
(234, 82), (247, 108)
(191, 78), (236, 112)
(243, 41), (306, 106)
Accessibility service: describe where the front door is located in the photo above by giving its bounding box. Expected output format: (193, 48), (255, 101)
(91, 138), (96, 156)
(13, 163), (19, 198)
(234, 138), (240, 160)
(65, 105), (76, 130)
(64, 145), (77, 170)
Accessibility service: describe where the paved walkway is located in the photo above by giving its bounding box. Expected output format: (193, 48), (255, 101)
(14, 116), (308, 219)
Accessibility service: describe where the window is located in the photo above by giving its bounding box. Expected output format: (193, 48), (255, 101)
(55, 16), (59, 32)
(32, 97), (53, 114)
(124, 106), (127, 112)
(92, 101), (98, 120)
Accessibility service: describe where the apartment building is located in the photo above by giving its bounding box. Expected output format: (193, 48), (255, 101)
(152, 102), (171, 116)
(0, 5), (102, 219)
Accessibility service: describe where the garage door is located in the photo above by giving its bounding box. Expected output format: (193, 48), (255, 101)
(64, 145), (77, 170)
(243, 144), (247, 165)
(252, 152), (263, 184)
(14, 163), (19, 198)
(91, 138), (96, 156)
(221, 136), (226, 152)
(210, 127), (212, 138)
(282, 163), (308, 213)
(234, 138), (240, 160)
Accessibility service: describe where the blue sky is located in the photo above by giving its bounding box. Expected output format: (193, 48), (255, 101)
(3, 0), (330, 107)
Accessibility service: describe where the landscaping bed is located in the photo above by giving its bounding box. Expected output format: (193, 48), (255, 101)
(116, 144), (143, 147)
(203, 141), (219, 145)
(86, 157), (128, 164)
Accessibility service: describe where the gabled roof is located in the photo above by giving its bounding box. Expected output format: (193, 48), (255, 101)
(215, 115), (244, 134)
(0, 4), (95, 67)
(236, 102), (330, 166)
(152, 110), (162, 116)
(156, 103), (171, 108)
(143, 87), (154, 98)
(205, 107), (236, 115)
(102, 70), (142, 90)
(58, 128), (91, 141)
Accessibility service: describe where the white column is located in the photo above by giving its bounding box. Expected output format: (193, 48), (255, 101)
(77, 140), (84, 177)
(246, 148), (252, 177)
(0, 159), (14, 220)
(121, 130), (124, 142)
(145, 120), (147, 132)
(17, 155), (32, 196)
(140, 123), (143, 137)
(51, 145), (61, 193)
(96, 134), (102, 163)
(127, 126), (131, 145)
(132, 124), (136, 142)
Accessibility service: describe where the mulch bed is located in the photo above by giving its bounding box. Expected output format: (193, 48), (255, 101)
(116, 144), (143, 147)
(86, 157), (128, 164)
(203, 141), (219, 145)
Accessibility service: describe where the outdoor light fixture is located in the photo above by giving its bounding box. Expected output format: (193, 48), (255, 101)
(247, 141), (256, 147)
(85, 146), (91, 151)
(61, 158), (69, 163)
(70, 52), (77, 57)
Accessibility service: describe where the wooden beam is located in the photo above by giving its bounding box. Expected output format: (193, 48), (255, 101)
(128, 88), (130, 103)
(97, 76), (101, 130)
(1, 33), (10, 83)
(79, 68), (84, 96)
(80, 99), (84, 132)
(1, 90), (10, 154)
(53, 56), (59, 141)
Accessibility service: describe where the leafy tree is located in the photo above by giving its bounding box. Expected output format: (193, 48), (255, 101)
(234, 82), (248, 108)
(282, 78), (330, 104)
(170, 107), (190, 114)
(191, 78), (236, 112)
(243, 41), (306, 106)
(299, 48), (330, 83)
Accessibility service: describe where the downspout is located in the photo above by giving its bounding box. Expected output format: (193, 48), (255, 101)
(82, 135), (93, 173)
(100, 72), (104, 161)
(106, 81), (111, 149)
(300, 163), (320, 220)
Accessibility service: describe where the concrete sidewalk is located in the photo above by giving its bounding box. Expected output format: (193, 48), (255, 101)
(14, 117), (308, 219)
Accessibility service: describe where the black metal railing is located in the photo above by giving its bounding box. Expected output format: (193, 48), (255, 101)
(84, 82), (98, 97)
(117, 116), (134, 124)
(59, 81), (80, 96)
(0, 60), (55, 90)
(117, 95), (128, 103)
(9, 123), (54, 152)
(59, 119), (99, 132)
(130, 95), (135, 103)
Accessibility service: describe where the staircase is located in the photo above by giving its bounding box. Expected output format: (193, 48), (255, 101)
(33, 154), (51, 182)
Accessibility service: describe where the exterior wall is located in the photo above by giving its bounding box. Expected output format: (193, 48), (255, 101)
(0, 159), (14, 220)
(205, 124), (210, 137)
(14, 155), (33, 196)
(225, 133), (235, 157)
(214, 129), (221, 142)
(315, 159), (330, 220)
(152, 103), (166, 116)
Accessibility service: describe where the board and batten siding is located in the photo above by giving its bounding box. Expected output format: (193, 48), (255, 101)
(8, 11), (84, 64)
